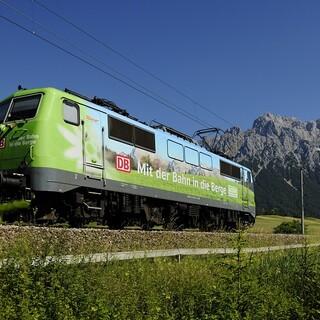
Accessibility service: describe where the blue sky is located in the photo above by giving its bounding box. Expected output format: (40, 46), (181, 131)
(1, 0), (320, 134)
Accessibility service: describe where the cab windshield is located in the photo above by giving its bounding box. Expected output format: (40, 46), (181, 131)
(6, 94), (41, 122)
(0, 100), (10, 123)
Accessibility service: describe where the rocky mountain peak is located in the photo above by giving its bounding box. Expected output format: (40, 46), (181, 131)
(215, 113), (320, 171)
(252, 113), (297, 136)
(213, 113), (320, 216)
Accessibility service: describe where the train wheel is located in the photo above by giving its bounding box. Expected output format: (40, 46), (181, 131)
(164, 206), (184, 230)
(69, 205), (85, 228)
(107, 216), (125, 230)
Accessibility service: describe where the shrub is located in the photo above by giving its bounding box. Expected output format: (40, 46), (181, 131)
(273, 220), (303, 234)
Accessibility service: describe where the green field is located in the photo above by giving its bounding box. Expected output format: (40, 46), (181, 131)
(250, 214), (320, 236)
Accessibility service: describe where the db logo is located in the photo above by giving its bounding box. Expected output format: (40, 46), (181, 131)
(0, 138), (5, 149)
(116, 155), (131, 173)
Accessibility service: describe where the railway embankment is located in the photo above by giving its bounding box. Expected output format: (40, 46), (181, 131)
(0, 225), (316, 256)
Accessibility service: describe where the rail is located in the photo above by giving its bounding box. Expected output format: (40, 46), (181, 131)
(12, 242), (318, 266)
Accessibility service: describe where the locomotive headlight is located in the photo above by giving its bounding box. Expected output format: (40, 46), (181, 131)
(7, 123), (16, 129)
(0, 123), (15, 132)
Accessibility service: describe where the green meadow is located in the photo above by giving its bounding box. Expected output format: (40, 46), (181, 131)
(250, 214), (320, 236)
(0, 231), (319, 319)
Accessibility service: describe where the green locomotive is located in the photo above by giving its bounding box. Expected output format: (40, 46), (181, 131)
(0, 87), (255, 229)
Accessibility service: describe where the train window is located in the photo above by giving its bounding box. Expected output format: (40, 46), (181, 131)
(220, 160), (240, 180)
(232, 166), (241, 179)
(185, 147), (199, 166)
(242, 170), (249, 182)
(6, 95), (41, 122)
(0, 100), (11, 123)
(245, 171), (253, 183)
(63, 100), (79, 125)
(109, 116), (134, 145)
(168, 140), (184, 161)
(135, 126), (155, 152)
(220, 161), (230, 176)
(200, 153), (212, 170)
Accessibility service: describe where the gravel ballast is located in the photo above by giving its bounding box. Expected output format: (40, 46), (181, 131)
(0, 225), (308, 256)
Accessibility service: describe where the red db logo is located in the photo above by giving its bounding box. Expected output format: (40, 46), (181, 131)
(116, 155), (131, 173)
(0, 138), (5, 149)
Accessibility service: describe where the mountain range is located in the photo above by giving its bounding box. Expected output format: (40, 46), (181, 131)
(213, 113), (320, 217)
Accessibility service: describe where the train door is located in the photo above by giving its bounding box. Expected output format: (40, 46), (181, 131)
(241, 168), (250, 209)
(82, 109), (104, 179)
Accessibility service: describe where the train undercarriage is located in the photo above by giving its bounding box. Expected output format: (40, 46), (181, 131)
(0, 182), (254, 231)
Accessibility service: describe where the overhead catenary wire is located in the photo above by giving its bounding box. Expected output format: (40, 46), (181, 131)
(0, 0), (214, 128)
(32, 0), (236, 128)
(0, 14), (216, 129)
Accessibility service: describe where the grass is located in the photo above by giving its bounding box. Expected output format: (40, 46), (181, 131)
(250, 214), (320, 237)
(0, 232), (319, 319)
(0, 200), (29, 213)
(0, 200), (29, 222)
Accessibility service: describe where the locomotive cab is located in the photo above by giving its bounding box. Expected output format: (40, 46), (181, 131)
(0, 90), (43, 201)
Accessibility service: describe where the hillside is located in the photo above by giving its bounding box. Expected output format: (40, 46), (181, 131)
(213, 113), (320, 217)
(250, 215), (320, 235)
